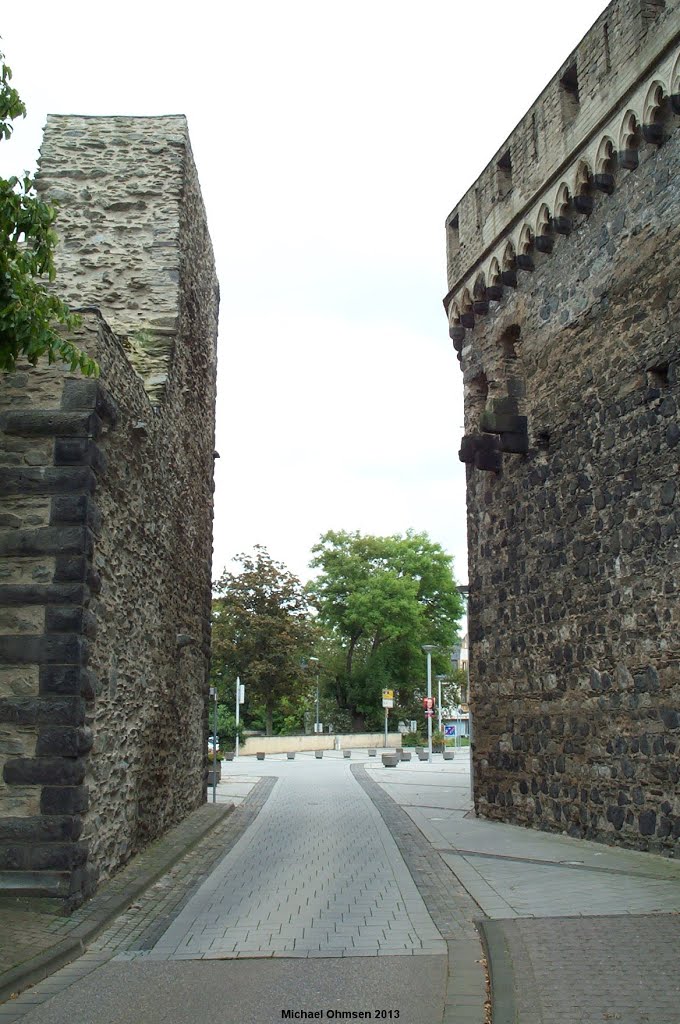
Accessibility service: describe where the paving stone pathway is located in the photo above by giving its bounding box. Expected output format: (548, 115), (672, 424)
(120, 759), (445, 960)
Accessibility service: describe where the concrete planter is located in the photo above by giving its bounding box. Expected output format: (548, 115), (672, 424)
(418, 751), (429, 761)
(343, 750), (351, 759)
(223, 751), (235, 761)
(382, 753), (400, 767)
(315, 750), (323, 759)
(443, 750), (454, 760)
(368, 748), (377, 756)
(400, 750), (411, 761)
(256, 752), (265, 760)
(287, 751), (295, 760)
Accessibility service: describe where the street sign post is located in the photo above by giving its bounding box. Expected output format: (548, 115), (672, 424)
(235, 676), (244, 758)
(422, 696), (435, 719)
(382, 689), (394, 746)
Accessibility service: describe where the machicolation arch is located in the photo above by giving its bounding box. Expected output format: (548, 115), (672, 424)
(445, 35), (680, 338)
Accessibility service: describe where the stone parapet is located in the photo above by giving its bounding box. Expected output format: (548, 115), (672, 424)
(444, 0), (680, 343)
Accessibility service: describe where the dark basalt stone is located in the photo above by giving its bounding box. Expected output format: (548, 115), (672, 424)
(618, 148), (639, 170)
(642, 123), (663, 145)
(593, 173), (615, 194)
(574, 194), (594, 215)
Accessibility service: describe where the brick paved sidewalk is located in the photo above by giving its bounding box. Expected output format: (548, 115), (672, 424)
(365, 753), (680, 1024)
(0, 757), (486, 1024)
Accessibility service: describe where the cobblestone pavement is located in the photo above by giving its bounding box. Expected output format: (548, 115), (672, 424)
(368, 752), (680, 1024)
(352, 764), (488, 1024)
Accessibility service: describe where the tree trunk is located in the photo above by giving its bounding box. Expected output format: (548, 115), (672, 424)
(346, 631), (361, 676)
(351, 710), (366, 732)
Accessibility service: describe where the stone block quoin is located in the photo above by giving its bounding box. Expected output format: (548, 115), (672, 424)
(444, 0), (680, 855)
(1, 116), (219, 909)
(0, 375), (114, 905)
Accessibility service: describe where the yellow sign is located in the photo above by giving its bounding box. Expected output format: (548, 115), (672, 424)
(382, 689), (394, 700)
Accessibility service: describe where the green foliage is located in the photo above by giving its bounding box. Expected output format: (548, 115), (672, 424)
(212, 705), (244, 749)
(401, 732), (424, 748)
(432, 729), (446, 752)
(211, 546), (317, 736)
(307, 529), (464, 730)
(0, 50), (97, 376)
(446, 668), (468, 705)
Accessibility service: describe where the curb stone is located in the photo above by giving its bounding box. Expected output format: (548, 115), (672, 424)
(477, 919), (518, 1024)
(352, 764), (488, 1023)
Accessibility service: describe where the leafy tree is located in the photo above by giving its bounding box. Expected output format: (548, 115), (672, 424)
(211, 546), (316, 736)
(208, 705), (244, 750)
(0, 49), (96, 375)
(307, 529), (464, 730)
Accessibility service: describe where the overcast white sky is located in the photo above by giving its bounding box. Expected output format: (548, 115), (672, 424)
(1, 0), (609, 585)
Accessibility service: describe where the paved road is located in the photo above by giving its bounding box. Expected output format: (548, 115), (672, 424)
(1, 958), (446, 1024)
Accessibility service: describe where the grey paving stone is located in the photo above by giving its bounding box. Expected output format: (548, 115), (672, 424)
(483, 914), (680, 1024)
(124, 762), (448, 963)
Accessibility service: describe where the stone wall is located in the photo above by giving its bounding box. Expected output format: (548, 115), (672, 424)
(0, 117), (219, 907)
(445, 0), (680, 853)
(239, 733), (404, 755)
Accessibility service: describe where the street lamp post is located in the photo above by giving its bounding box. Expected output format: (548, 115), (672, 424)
(422, 645), (435, 762)
(309, 657), (320, 733)
(209, 686), (217, 803)
(435, 675), (446, 736)
(235, 676), (244, 758)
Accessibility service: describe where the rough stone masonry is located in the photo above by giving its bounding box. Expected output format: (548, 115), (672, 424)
(445, 0), (680, 853)
(0, 116), (219, 907)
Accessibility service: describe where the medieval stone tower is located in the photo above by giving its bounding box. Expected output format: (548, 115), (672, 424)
(0, 117), (219, 906)
(446, 0), (680, 852)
